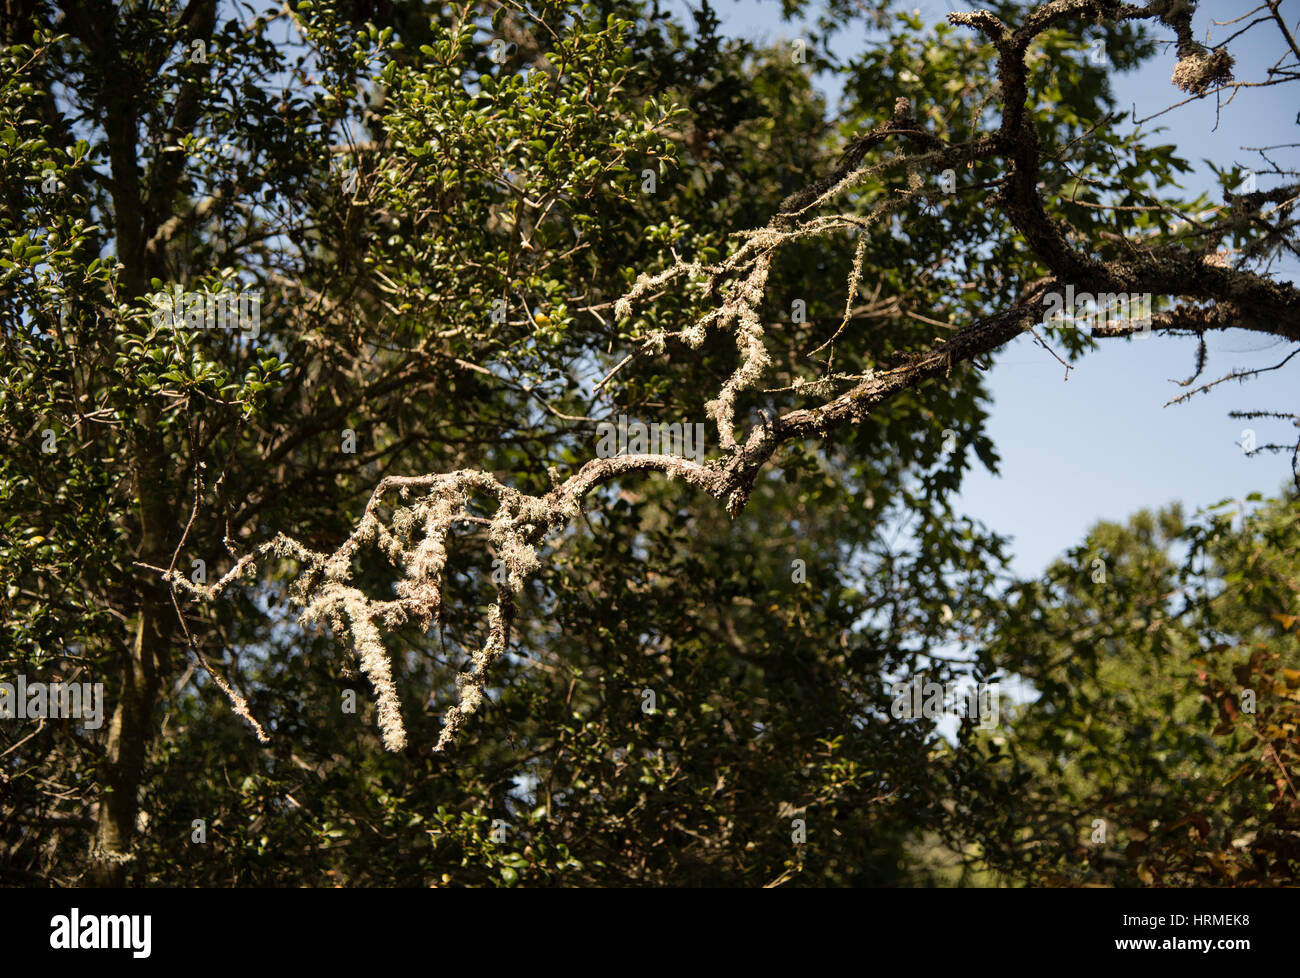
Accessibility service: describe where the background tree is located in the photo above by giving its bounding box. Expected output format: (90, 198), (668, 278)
(948, 490), (1300, 886)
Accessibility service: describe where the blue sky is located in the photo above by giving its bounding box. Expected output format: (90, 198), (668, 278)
(669, 0), (1300, 577)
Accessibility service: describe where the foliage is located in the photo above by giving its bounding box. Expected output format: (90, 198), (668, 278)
(0, 0), (1296, 886)
(955, 492), (1300, 886)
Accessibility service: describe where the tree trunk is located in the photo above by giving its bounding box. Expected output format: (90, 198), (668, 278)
(89, 422), (174, 886)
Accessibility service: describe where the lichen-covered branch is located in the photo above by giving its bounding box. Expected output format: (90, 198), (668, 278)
(159, 0), (1298, 753)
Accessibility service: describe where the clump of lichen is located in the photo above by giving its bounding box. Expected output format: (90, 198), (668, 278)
(1172, 44), (1234, 95)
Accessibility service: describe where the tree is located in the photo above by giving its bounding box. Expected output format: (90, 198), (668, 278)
(951, 491), (1300, 886)
(1, 0), (1296, 885)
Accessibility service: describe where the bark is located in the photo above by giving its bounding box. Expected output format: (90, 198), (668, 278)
(88, 427), (173, 885)
(60, 0), (216, 885)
